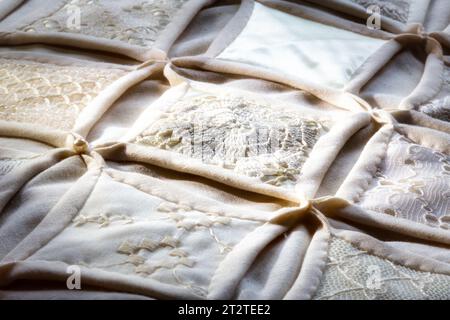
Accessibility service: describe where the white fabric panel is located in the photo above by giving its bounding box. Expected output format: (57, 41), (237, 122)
(218, 2), (387, 89)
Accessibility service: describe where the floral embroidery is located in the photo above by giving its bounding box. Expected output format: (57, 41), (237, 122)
(69, 171), (264, 298)
(135, 95), (328, 188)
(21, 0), (188, 47)
(73, 213), (134, 227)
(356, 132), (450, 229)
(157, 201), (233, 254)
(314, 237), (450, 300)
(114, 236), (206, 297)
(0, 58), (125, 130)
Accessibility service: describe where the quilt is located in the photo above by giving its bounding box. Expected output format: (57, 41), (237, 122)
(0, 0), (449, 300)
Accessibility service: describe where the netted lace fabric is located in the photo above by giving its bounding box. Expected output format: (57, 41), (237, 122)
(0, 58), (125, 131)
(134, 94), (329, 188)
(419, 66), (450, 122)
(20, 0), (188, 47)
(350, 0), (411, 23)
(314, 237), (450, 300)
(356, 131), (450, 229)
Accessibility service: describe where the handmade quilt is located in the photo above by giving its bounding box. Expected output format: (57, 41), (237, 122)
(0, 0), (449, 300)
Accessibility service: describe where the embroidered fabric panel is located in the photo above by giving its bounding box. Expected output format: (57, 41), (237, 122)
(0, 58), (125, 131)
(20, 0), (188, 47)
(356, 132), (450, 229)
(29, 172), (263, 298)
(350, 0), (411, 23)
(134, 94), (328, 188)
(314, 237), (450, 300)
(419, 67), (450, 122)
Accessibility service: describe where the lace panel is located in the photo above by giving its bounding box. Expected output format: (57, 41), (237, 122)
(72, 205), (251, 298)
(135, 95), (328, 188)
(32, 172), (263, 298)
(419, 67), (450, 122)
(350, 0), (410, 23)
(314, 237), (450, 300)
(0, 58), (125, 130)
(20, 0), (188, 47)
(356, 132), (450, 229)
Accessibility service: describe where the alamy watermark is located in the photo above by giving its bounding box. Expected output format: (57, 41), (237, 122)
(66, 0), (82, 30)
(66, 265), (81, 290)
(366, 5), (381, 30)
(366, 265), (382, 290)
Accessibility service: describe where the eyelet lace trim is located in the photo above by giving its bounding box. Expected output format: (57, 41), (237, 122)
(314, 237), (450, 300)
(135, 95), (328, 188)
(356, 132), (450, 229)
(20, 0), (188, 47)
(0, 58), (125, 130)
(350, 0), (410, 23)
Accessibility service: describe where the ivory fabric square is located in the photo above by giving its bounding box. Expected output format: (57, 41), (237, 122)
(0, 56), (126, 131)
(356, 131), (450, 229)
(7, 164), (283, 299)
(18, 0), (188, 48)
(314, 236), (450, 300)
(0, 0), (211, 60)
(418, 62), (450, 122)
(217, 2), (387, 89)
(121, 82), (370, 201)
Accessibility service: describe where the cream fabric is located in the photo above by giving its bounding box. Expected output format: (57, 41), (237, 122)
(0, 0), (449, 300)
(217, 2), (387, 89)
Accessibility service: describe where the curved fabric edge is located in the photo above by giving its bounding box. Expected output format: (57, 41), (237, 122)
(391, 110), (450, 135)
(118, 82), (190, 144)
(205, 0), (255, 57)
(1, 162), (101, 263)
(396, 123), (450, 154)
(207, 203), (327, 299)
(431, 31), (450, 50)
(283, 226), (330, 300)
(345, 39), (402, 94)
(0, 148), (75, 214)
(0, 31), (161, 62)
(207, 222), (289, 299)
(0, 259), (197, 299)
(0, 0), (25, 22)
(399, 39), (444, 110)
(0, 50), (134, 72)
(95, 142), (300, 203)
(336, 124), (393, 201)
(301, 0), (412, 34)
(257, 0), (394, 39)
(156, 0), (218, 54)
(103, 167), (274, 223)
(296, 112), (371, 199)
(408, 0), (432, 25)
(73, 62), (164, 138)
(171, 56), (368, 112)
(331, 228), (450, 275)
(0, 120), (68, 148)
(325, 203), (450, 246)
